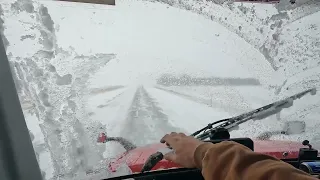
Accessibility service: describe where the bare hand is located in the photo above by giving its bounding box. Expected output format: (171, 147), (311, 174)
(160, 132), (205, 168)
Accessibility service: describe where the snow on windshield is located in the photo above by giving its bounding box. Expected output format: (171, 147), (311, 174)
(1, 0), (319, 179)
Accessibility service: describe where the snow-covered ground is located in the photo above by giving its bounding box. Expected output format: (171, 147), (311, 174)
(1, 0), (320, 179)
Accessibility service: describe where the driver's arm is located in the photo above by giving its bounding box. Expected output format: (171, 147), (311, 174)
(194, 141), (317, 180)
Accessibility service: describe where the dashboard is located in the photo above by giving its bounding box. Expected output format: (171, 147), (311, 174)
(105, 138), (320, 180)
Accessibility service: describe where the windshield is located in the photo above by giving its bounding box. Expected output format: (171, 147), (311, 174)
(1, 0), (319, 179)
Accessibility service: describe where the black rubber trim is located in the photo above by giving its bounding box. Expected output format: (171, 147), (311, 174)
(104, 168), (202, 180)
(102, 157), (320, 180)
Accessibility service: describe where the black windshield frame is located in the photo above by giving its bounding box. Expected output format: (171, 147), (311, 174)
(0, 37), (42, 180)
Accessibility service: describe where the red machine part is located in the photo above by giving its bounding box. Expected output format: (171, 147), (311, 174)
(108, 140), (306, 173)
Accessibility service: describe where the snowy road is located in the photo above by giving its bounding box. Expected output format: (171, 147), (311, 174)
(87, 82), (280, 158)
(121, 86), (184, 146)
(89, 84), (271, 147)
(90, 83), (320, 162)
(146, 86), (232, 132)
(89, 84), (231, 147)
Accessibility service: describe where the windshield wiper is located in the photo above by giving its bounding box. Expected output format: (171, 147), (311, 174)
(194, 87), (316, 140)
(140, 88), (317, 173)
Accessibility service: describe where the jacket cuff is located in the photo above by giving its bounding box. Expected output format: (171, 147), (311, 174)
(193, 142), (215, 169)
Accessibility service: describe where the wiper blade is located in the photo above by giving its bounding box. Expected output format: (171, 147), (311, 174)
(195, 88), (317, 140)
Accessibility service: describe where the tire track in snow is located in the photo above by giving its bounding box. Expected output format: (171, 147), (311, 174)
(97, 92), (125, 109)
(154, 86), (251, 114)
(89, 85), (126, 96)
(121, 86), (183, 147)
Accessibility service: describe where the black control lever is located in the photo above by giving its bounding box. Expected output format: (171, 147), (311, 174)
(298, 140), (318, 163)
(302, 140), (312, 150)
(140, 152), (164, 173)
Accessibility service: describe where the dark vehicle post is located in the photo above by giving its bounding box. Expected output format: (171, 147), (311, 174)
(0, 37), (42, 180)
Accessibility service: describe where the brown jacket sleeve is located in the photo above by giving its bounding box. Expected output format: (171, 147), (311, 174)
(193, 141), (318, 180)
